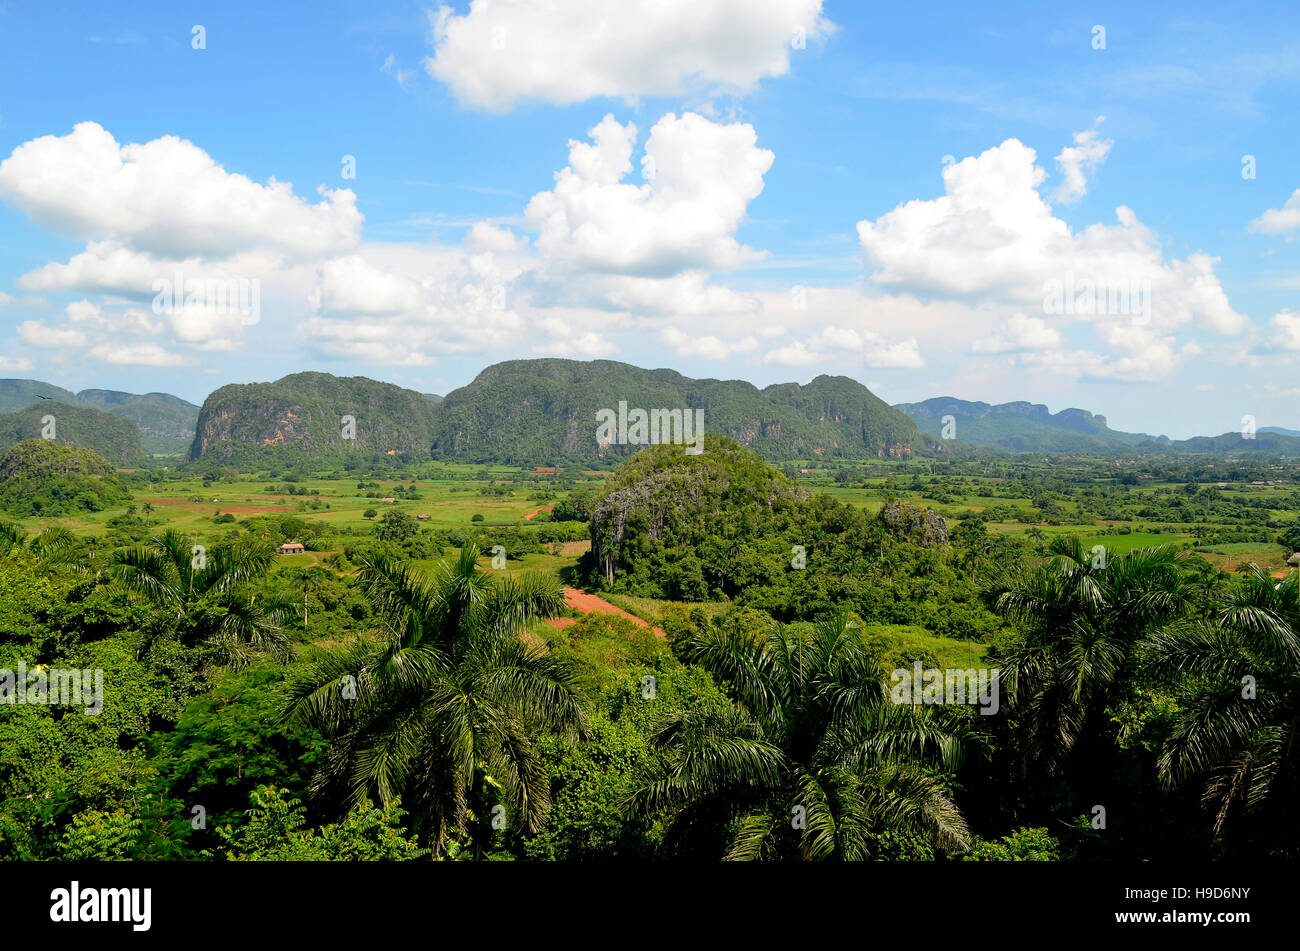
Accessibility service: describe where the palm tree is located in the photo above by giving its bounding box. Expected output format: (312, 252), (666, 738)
(627, 614), (975, 860)
(107, 529), (289, 665)
(0, 520), (90, 573)
(1143, 565), (1299, 855)
(285, 545), (585, 856)
(987, 538), (1190, 782)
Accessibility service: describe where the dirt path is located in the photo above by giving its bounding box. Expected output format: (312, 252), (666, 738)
(524, 506), (553, 521)
(548, 587), (666, 638)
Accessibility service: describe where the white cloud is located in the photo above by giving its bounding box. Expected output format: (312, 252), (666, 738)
(855, 135), (1245, 380)
(0, 356), (33, 372)
(526, 112), (773, 277)
(1270, 309), (1300, 351)
(762, 340), (825, 366)
(1249, 189), (1300, 234)
(972, 313), (1063, 353)
(660, 326), (757, 359)
(1052, 117), (1111, 205)
(425, 0), (834, 110)
(88, 342), (196, 366)
(863, 336), (924, 369)
(314, 255), (426, 317)
(0, 122), (361, 259)
(466, 222), (527, 252)
(16, 321), (87, 348)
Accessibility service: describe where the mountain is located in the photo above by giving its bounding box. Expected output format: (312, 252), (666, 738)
(0, 402), (147, 467)
(0, 379), (78, 412)
(0, 439), (132, 516)
(75, 389), (199, 437)
(894, 396), (1168, 453)
(429, 359), (924, 465)
(1260, 426), (1300, 438)
(1173, 431), (1300, 454)
(190, 371), (440, 466)
(0, 379), (200, 456)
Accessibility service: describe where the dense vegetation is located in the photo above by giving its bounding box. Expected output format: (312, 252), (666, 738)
(190, 372), (440, 467)
(0, 441), (132, 516)
(0, 402), (147, 467)
(430, 358), (925, 465)
(1, 427), (1298, 863)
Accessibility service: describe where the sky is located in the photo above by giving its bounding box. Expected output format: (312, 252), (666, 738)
(0, 0), (1298, 438)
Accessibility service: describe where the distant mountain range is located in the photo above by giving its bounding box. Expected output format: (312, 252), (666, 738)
(0, 379), (199, 456)
(894, 396), (1170, 453)
(894, 395), (1299, 455)
(428, 359), (923, 465)
(1, 368), (1296, 467)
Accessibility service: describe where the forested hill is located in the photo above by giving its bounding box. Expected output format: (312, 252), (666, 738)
(190, 371), (440, 466)
(0, 379), (199, 455)
(429, 358), (925, 465)
(0, 401), (147, 467)
(895, 396), (1169, 452)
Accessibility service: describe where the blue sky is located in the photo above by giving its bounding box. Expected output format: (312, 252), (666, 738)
(0, 0), (1298, 437)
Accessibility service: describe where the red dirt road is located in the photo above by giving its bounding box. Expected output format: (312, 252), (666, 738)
(548, 587), (666, 638)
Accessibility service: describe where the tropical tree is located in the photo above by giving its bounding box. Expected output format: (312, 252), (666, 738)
(285, 545), (585, 855)
(628, 614), (976, 860)
(1143, 565), (1299, 855)
(107, 529), (289, 665)
(987, 539), (1190, 784)
(0, 520), (90, 573)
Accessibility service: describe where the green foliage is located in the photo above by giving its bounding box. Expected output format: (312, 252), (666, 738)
(58, 808), (143, 860)
(961, 826), (1064, 861)
(0, 440), (133, 516)
(431, 358), (919, 465)
(286, 546), (584, 854)
(191, 372), (439, 466)
(0, 404), (147, 467)
(215, 786), (428, 860)
(589, 438), (1003, 637)
(372, 508), (418, 541)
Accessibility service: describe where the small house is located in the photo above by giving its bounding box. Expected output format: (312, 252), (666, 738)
(278, 542), (305, 555)
(416, 514), (429, 521)
(380, 497), (397, 504)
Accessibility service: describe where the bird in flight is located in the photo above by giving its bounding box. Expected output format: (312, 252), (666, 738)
(35, 394), (52, 399)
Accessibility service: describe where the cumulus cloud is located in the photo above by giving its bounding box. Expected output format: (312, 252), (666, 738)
(855, 134), (1245, 381)
(87, 342), (196, 366)
(0, 356), (33, 372)
(16, 321), (87, 348)
(526, 112), (773, 277)
(972, 313), (1063, 353)
(762, 339), (825, 367)
(425, 0), (834, 110)
(660, 326), (757, 360)
(465, 222), (528, 252)
(0, 122), (361, 259)
(1052, 117), (1111, 205)
(1249, 189), (1300, 234)
(1270, 309), (1300, 351)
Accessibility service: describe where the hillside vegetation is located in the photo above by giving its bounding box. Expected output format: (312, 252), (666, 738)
(0, 401), (147, 466)
(431, 358), (924, 465)
(190, 372), (440, 467)
(0, 439), (132, 515)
